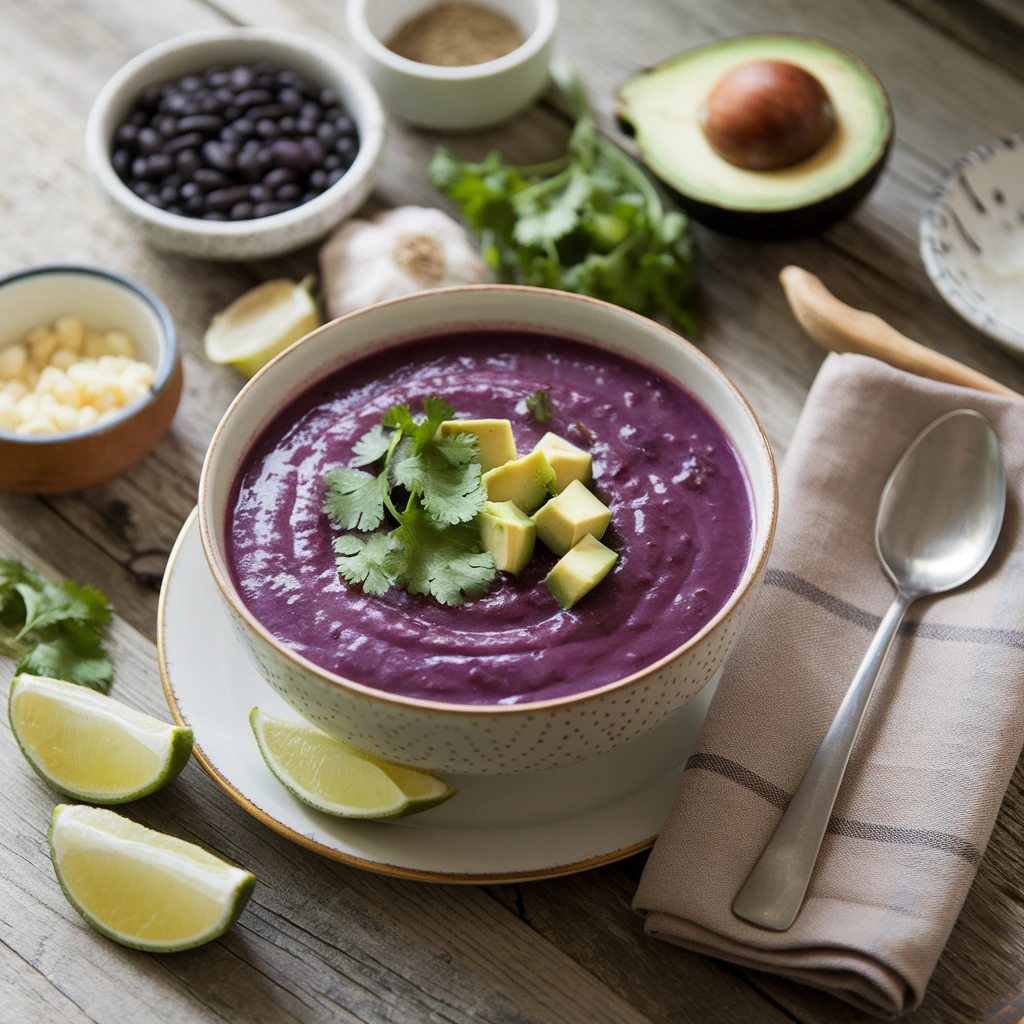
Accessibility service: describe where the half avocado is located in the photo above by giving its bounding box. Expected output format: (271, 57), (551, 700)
(616, 35), (893, 239)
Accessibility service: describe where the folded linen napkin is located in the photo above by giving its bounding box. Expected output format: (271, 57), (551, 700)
(634, 353), (1024, 1017)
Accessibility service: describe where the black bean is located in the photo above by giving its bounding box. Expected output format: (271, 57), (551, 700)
(139, 83), (163, 109)
(262, 166), (297, 188)
(299, 101), (321, 121)
(309, 168), (328, 190)
(335, 136), (355, 157)
(115, 123), (139, 147)
(319, 88), (338, 108)
(130, 180), (154, 197)
(222, 117), (254, 143)
(179, 74), (203, 93)
(297, 78), (320, 99)
(208, 70), (230, 89)
(253, 200), (297, 218)
(247, 103), (291, 121)
(255, 118), (280, 140)
(229, 201), (254, 220)
(323, 153), (342, 170)
(164, 93), (189, 114)
(203, 211), (228, 221)
(301, 190), (318, 203)
(175, 148), (202, 175)
(154, 115), (178, 138)
(222, 105), (242, 121)
(276, 69), (299, 86)
(254, 73), (275, 90)
(204, 65), (226, 82)
(131, 156), (149, 179)
(178, 114), (224, 134)
(256, 147), (275, 172)
(184, 194), (204, 214)
(167, 205), (184, 216)
(295, 117), (318, 136)
(160, 172), (184, 190)
(316, 122), (339, 147)
(275, 183), (302, 201)
(237, 150), (262, 181)
(323, 106), (343, 121)
(205, 185), (253, 210)
(278, 87), (303, 110)
(182, 99), (202, 116)
(146, 153), (173, 178)
(253, 60), (279, 75)
(212, 86), (235, 108)
(249, 184), (272, 203)
(269, 139), (307, 170)
(164, 131), (205, 154)
(194, 167), (231, 188)
(137, 127), (162, 154)
(234, 88), (271, 108)
(112, 149), (132, 176)
(326, 168), (347, 186)
(180, 181), (202, 200)
(279, 116), (297, 135)
(335, 115), (355, 135)
(229, 66), (254, 91)
(129, 109), (149, 126)
(160, 184), (179, 204)
(145, 192), (168, 209)
(299, 137), (325, 166)
(202, 140), (237, 173)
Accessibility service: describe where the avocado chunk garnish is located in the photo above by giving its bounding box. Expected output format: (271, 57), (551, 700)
(440, 419), (518, 473)
(534, 432), (592, 494)
(482, 449), (556, 514)
(478, 501), (537, 575)
(545, 534), (618, 611)
(532, 479), (612, 558)
(616, 34), (893, 239)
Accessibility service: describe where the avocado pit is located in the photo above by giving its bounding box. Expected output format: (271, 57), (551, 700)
(699, 60), (836, 171)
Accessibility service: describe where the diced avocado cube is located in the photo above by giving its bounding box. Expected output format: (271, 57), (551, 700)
(531, 479), (612, 557)
(534, 432), (592, 494)
(482, 449), (556, 514)
(478, 501), (536, 574)
(440, 419), (517, 473)
(545, 534), (618, 610)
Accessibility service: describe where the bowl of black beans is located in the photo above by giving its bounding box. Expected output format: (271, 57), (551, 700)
(86, 28), (386, 261)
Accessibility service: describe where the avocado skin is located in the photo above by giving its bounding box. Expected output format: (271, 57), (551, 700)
(665, 135), (891, 240)
(616, 34), (894, 240)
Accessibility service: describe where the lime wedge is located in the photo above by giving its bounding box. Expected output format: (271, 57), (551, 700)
(250, 708), (456, 819)
(8, 674), (193, 804)
(204, 275), (320, 378)
(49, 804), (255, 952)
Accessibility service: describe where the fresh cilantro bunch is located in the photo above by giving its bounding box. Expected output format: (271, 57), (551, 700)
(430, 61), (697, 333)
(323, 398), (495, 607)
(0, 558), (113, 691)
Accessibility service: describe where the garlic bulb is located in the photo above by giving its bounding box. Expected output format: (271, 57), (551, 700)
(319, 206), (488, 319)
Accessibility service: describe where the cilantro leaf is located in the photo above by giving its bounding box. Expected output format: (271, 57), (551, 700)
(382, 403), (416, 434)
(392, 440), (487, 528)
(15, 579), (111, 640)
(323, 467), (387, 531)
(391, 506), (495, 606)
(525, 390), (554, 423)
(350, 423), (394, 467)
(414, 397), (455, 453)
(17, 621), (113, 692)
(334, 534), (400, 597)
(432, 431), (478, 467)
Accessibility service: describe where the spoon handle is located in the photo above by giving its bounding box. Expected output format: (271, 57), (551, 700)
(732, 590), (914, 931)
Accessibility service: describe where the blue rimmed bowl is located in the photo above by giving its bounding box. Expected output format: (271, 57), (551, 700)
(0, 263), (181, 493)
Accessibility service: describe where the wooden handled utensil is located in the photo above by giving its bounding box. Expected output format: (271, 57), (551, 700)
(779, 265), (1022, 401)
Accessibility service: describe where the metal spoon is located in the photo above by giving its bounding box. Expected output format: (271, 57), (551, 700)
(732, 409), (1006, 932)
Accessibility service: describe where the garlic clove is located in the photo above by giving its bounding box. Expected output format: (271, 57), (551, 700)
(204, 276), (321, 378)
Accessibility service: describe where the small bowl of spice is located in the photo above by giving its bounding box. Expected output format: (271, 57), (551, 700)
(0, 264), (181, 493)
(347, 0), (558, 131)
(86, 28), (385, 260)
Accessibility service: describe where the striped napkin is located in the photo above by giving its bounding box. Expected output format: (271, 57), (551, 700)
(634, 353), (1024, 1017)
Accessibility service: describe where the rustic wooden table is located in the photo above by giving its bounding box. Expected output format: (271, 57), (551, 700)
(4, 1), (1024, 1021)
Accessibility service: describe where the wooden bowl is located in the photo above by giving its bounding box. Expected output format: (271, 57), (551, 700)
(0, 264), (181, 493)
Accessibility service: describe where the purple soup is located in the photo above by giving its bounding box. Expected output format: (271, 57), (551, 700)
(227, 330), (752, 705)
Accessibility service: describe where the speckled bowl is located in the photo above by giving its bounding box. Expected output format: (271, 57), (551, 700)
(920, 134), (1024, 355)
(85, 28), (385, 261)
(198, 286), (777, 775)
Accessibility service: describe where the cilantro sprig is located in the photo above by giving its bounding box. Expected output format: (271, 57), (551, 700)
(323, 398), (495, 606)
(430, 61), (697, 333)
(525, 389), (554, 423)
(0, 558), (114, 691)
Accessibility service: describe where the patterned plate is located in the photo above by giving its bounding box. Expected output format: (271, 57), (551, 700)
(158, 510), (717, 883)
(920, 134), (1024, 356)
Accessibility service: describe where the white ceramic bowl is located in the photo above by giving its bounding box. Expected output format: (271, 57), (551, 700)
(0, 263), (181, 493)
(199, 286), (777, 775)
(920, 134), (1024, 356)
(86, 28), (386, 261)
(347, 0), (557, 131)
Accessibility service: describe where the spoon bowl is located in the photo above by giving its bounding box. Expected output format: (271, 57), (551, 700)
(877, 410), (1005, 596)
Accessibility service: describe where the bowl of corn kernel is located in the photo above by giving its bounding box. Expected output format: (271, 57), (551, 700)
(0, 263), (181, 493)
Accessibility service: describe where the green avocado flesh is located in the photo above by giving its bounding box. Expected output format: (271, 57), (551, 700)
(617, 35), (892, 213)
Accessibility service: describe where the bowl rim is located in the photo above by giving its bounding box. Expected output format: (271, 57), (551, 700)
(919, 133), (1024, 353)
(346, 0), (559, 81)
(85, 26), (386, 239)
(0, 262), (178, 445)
(198, 284), (778, 716)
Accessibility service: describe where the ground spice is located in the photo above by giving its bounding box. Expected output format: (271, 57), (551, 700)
(393, 233), (446, 285)
(386, 2), (524, 67)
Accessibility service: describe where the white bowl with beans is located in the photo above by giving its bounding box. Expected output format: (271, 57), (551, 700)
(0, 264), (182, 493)
(86, 28), (386, 261)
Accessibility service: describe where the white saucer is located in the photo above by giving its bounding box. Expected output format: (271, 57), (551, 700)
(158, 510), (717, 883)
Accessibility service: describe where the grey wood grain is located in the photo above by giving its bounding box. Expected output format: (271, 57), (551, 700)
(3, 0), (1024, 1021)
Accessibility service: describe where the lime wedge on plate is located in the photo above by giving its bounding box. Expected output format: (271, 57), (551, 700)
(49, 804), (255, 952)
(204, 275), (320, 378)
(250, 708), (456, 819)
(8, 674), (193, 804)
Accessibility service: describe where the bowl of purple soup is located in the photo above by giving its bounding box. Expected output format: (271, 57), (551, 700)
(198, 285), (777, 775)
